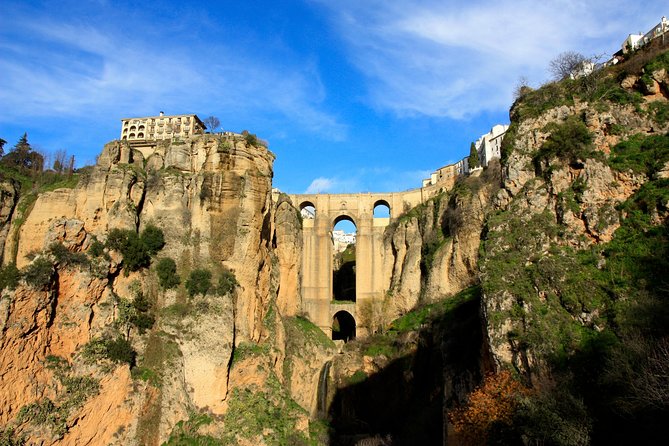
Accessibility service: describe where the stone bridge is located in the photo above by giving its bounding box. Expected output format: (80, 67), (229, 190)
(288, 185), (445, 339)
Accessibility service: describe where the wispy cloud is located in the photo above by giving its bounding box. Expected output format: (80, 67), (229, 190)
(304, 167), (433, 193)
(0, 5), (346, 140)
(313, 0), (666, 118)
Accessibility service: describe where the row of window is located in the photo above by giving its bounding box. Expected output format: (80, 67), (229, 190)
(124, 117), (192, 126)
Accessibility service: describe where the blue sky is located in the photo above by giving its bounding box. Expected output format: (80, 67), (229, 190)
(1, 1), (666, 194)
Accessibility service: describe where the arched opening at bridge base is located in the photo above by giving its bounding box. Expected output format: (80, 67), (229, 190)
(332, 216), (356, 302)
(332, 311), (356, 342)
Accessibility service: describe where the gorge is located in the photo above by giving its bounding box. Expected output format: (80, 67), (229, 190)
(0, 41), (668, 446)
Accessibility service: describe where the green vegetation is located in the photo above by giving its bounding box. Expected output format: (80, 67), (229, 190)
(0, 263), (20, 291)
(185, 268), (212, 297)
(81, 336), (136, 367)
(106, 225), (165, 272)
(232, 341), (270, 364)
(533, 116), (600, 171)
(162, 413), (221, 446)
(608, 132), (669, 176)
(480, 163), (669, 442)
(0, 426), (26, 445)
(284, 316), (335, 350)
(217, 267), (238, 296)
(221, 374), (312, 446)
(156, 257), (181, 290)
(468, 142), (480, 169)
(16, 355), (100, 439)
(22, 257), (53, 290)
(47, 242), (89, 267)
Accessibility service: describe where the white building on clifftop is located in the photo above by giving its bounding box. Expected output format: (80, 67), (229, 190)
(120, 112), (206, 142)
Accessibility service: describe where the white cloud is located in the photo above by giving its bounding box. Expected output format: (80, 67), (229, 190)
(0, 9), (347, 140)
(313, 0), (667, 118)
(304, 167), (435, 194)
(305, 177), (337, 194)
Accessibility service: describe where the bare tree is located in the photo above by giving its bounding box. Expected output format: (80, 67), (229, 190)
(53, 149), (67, 173)
(67, 155), (75, 176)
(513, 76), (532, 99)
(203, 116), (220, 133)
(549, 51), (589, 80)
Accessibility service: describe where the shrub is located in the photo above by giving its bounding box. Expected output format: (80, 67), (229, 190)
(0, 263), (20, 291)
(88, 236), (105, 258)
(106, 227), (165, 272)
(448, 371), (530, 446)
(156, 257), (180, 290)
(22, 257), (54, 290)
(81, 336), (136, 367)
(609, 133), (669, 176)
(217, 268), (238, 296)
(186, 268), (212, 297)
(47, 242), (89, 267)
(105, 337), (136, 366)
(0, 426), (26, 445)
(536, 116), (595, 166)
(140, 224), (165, 255)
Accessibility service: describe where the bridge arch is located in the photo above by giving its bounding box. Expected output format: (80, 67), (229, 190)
(373, 200), (391, 218)
(332, 310), (356, 342)
(332, 216), (357, 303)
(299, 201), (316, 219)
(333, 213), (355, 227)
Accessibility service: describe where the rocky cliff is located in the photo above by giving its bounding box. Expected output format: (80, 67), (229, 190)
(1, 44), (668, 446)
(0, 133), (297, 445)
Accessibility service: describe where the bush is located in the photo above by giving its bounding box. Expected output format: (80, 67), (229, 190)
(535, 116), (595, 166)
(22, 257), (54, 290)
(609, 132), (669, 176)
(186, 268), (212, 297)
(217, 268), (238, 296)
(106, 226), (165, 272)
(47, 242), (89, 267)
(140, 224), (165, 255)
(0, 426), (26, 445)
(81, 336), (136, 367)
(88, 236), (105, 258)
(448, 371), (530, 446)
(156, 257), (180, 290)
(0, 263), (20, 291)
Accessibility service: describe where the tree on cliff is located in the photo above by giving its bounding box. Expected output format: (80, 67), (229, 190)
(0, 133), (44, 175)
(0, 138), (6, 157)
(469, 142), (480, 169)
(549, 51), (588, 80)
(203, 116), (220, 133)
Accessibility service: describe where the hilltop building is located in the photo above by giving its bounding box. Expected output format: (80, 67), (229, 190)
(120, 112), (206, 142)
(422, 124), (508, 188)
(621, 16), (668, 54)
(473, 124), (509, 168)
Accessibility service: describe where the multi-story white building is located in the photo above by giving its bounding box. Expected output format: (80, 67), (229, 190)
(473, 124), (509, 169)
(621, 16), (668, 54)
(421, 123), (508, 187)
(120, 112), (206, 142)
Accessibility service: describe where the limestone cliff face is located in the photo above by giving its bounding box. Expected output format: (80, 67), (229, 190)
(273, 195), (303, 317)
(481, 59), (669, 375)
(382, 166), (501, 318)
(0, 134), (276, 445)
